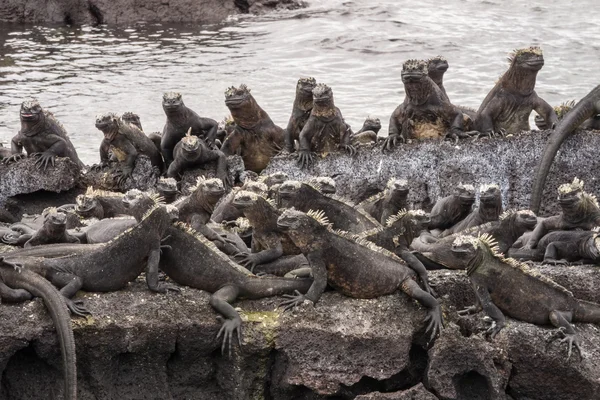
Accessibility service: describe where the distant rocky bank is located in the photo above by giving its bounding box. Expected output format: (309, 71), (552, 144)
(0, 0), (305, 25)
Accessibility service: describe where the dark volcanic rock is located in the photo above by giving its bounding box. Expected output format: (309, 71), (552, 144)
(81, 155), (159, 192)
(0, 156), (81, 202)
(0, 0), (305, 24)
(179, 155), (245, 194)
(355, 383), (438, 399)
(264, 130), (600, 217)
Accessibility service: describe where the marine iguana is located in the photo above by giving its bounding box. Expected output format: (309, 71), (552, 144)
(4, 193), (179, 316)
(296, 83), (356, 168)
(221, 84), (285, 173)
(428, 183), (476, 231)
(159, 222), (313, 354)
(4, 99), (83, 169)
(211, 181), (268, 224)
(160, 92), (219, 165)
(453, 233), (600, 359)
(2, 207), (80, 248)
(440, 184), (503, 237)
(284, 77), (317, 153)
(93, 112), (164, 186)
(167, 128), (231, 187)
(0, 257), (77, 400)
(307, 176), (337, 195)
(231, 190), (307, 275)
(260, 171), (289, 202)
(357, 178), (410, 224)
(427, 55), (449, 100)
(382, 59), (472, 151)
(358, 209), (435, 295)
(413, 209), (537, 270)
(534, 101), (575, 130)
(509, 229), (600, 265)
(530, 86), (600, 214)
(350, 116), (381, 145)
(72, 187), (129, 219)
(156, 177), (179, 204)
(474, 47), (557, 136)
(121, 111), (164, 154)
(276, 209), (443, 340)
(278, 180), (381, 233)
(526, 178), (600, 249)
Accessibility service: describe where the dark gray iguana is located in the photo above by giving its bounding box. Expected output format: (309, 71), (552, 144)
(3, 193), (180, 316)
(211, 181), (268, 224)
(159, 222), (313, 354)
(530, 86), (600, 214)
(0, 257), (77, 400)
(474, 47), (558, 137)
(357, 178), (410, 224)
(278, 180), (381, 234)
(276, 209), (443, 340)
(350, 116), (381, 145)
(413, 209), (537, 270)
(428, 183), (476, 231)
(2, 207), (80, 248)
(284, 77), (317, 153)
(4, 99), (83, 170)
(525, 178), (600, 249)
(453, 233), (600, 359)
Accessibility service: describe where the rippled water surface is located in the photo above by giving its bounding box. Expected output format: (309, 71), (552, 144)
(0, 0), (598, 164)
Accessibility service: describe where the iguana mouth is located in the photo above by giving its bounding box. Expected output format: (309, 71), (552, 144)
(225, 97), (245, 106)
(525, 60), (544, 68)
(401, 73), (425, 83)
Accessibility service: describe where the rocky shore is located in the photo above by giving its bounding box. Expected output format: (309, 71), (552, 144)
(0, 0), (305, 25)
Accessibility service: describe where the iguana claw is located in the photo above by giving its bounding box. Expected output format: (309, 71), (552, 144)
(553, 328), (582, 360)
(424, 306), (443, 342)
(216, 316), (243, 356)
(65, 299), (91, 317)
(32, 152), (56, 170)
(296, 150), (315, 169)
(279, 290), (308, 311)
(485, 319), (504, 339)
(457, 304), (481, 316)
(3, 153), (25, 164)
(233, 252), (259, 270)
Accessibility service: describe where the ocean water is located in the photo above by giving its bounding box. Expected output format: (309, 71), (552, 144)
(0, 0), (598, 164)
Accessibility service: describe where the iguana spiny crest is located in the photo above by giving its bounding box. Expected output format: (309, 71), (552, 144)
(308, 176), (337, 194)
(20, 99), (42, 116)
(163, 92), (183, 103)
(558, 177), (585, 195)
(312, 83), (333, 100)
(157, 177), (178, 192)
(243, 180), (268, 195)
(224, 84), (250, 98)
(508, 46), (543, 65)
(499, 209), (536, 221)
(181, 128), (200, 151)
(402, 59), (428, 75)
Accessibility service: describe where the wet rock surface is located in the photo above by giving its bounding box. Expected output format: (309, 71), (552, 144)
(81, 156), (160, 192)
(1, 266), (600, 399)
(0, 0), (305, 24)
(265, 130), (600, 216)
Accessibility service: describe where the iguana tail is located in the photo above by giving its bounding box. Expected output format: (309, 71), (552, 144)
(10, 268), (77, 400)
(506, 247), (543, 262)
(531, 85), (600, 214)
(574, 299), (600, 324)
(243, 276), (313, 299)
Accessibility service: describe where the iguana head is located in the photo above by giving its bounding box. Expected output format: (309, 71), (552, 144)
(386, 209), (430, 242)
(278, 180), (302, 208)
(504, 209), (537, 230)
(401, 59), (428, 84)
(76, 190), (99, 215)
(181, 128), (201, 152)
(194, 177), (225, 202)
(232, 190), (261, 210)
(277, 208), (329, 250)
(243, 180), (268, 196)
(508, 46), (544, 71)
(388, 178), (409, 195)
(20, 99), (43, 123)
(455, 183), (476, 205)
(121, 112), (143, 130)
(162, 92), (184, 114)
(309, 177), (337, 194)
(361, 116), (381, 133)
(224, 84), (252, 109)
(297, 77), (317, 94)
(42, 207), (68, 234)
(450, 234), (480, 259)
(262, 171), (288, 187)
(95, 112), (120, 139)
(156, 177), (179, 202)
(479, 184), (500, 203)
(312, 83), (334, 107)
(557, 177), (584, 206)
(123, 189), (167, 222)
(427, 55), (448, 82)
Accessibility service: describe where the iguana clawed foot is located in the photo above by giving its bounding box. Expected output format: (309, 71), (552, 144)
(153, 282), (181, 294)
(424, 307), (444, 342)
(113, 167), (133, 187)
(339, 144), (357, 156)
(66, 299), (91, 317)
(381, 134), (404, 153)
(279, 290), (310, 311)
(90, 161), (109, 172)
(216, 316), (243, 356)
(233, 252), (260, 271)
(545, 258), (569, 266)
(3, 153), (25, 165)
(2, 232), (21, 245)
(484, 316), (504, 339)
(31, 152), (57, 170)
(457, 304), (482, 316)
(296, 150), (315, 169)
(0, 257), (23, 273)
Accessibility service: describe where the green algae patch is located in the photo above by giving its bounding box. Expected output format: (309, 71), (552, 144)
(240, 310), (281, 347)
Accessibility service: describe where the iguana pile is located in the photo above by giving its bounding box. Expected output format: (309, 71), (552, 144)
(2, 207), (79, 247)
(358, 178), (410, 224)
(428, 183), (476, 231)
(509, 229), (600, 265)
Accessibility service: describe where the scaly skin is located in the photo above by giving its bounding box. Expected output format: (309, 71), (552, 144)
(351, 116), (381, 145)
(454, 234), (600, 359)
(276, 209), (443, 341)
(121, 112), (163, 156)
(296, 83), (356, 168)
(428, 184), (476, 231)
(285, 77), (316, 153)
(72, 187), (128, 219)
(526, 178), (600, 249)
(413, 210), (537, 270)
(3, 194), (179, 316)
(383, 59), (472, 151)
(0, 257), (77, 400)
(160, 92), (218, 166)
(4, 99), (83, 170)
(221, 84), (285, 173)
(357, 178), (410, 224)
(93, 112), (164, 186)
(278, 180), (380, 234)
(211, 181), (267, 224)
(427, 55), (449, 101)
(3, 207), (80, 248)
(167, 129), (231, 187)
(509, 230), (600, 265)
(440, 184), (503, 237)
(159, 222), (313, 354)
(474, 47), (557, 136)
(530, 86), (600, 214)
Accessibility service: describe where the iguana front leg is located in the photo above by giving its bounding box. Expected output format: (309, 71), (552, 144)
(400, 278), (443, 341)
(234, 242), (283, 272)
(280, 251), (327, 311)
(470, 280), (506, 339)
(549, 310), (581, 360)
(145, 248), (180, 294)
(46, 270), (89, 316)
(398, 249), (436, 297)
(210, 284), (242, 355)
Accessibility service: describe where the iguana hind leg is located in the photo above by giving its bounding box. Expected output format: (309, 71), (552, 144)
(400, 278), (443, 342)
(47, 271), (89, 316)
(549, 310), (581, 360)
(0, 279), (33, 302)
(399, 249), (436, 296)
(210, 285), (242, 356)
